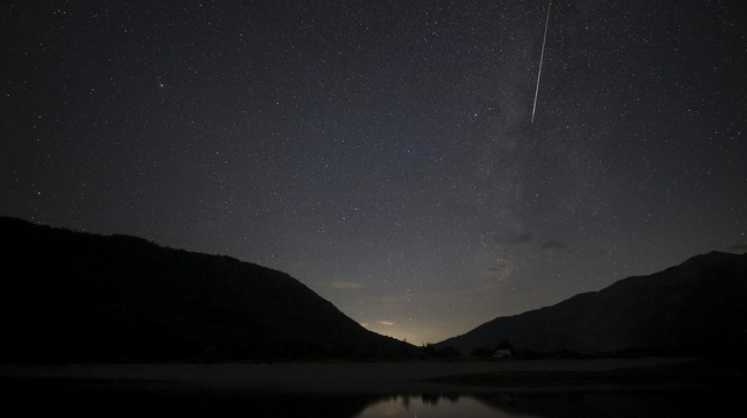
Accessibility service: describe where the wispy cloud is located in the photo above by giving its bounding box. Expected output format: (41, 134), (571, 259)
(495, 232), (534, 246)
(332, 281), (363, 290)
(729, 242), (747, 253)
(508, 232), (534, 245)
(486, 260), (511, 276)
(377, 320), (395, 326)
(539, 239), (571, 252)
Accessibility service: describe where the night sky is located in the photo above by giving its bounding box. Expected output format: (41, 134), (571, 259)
(2, 0), (746, 344)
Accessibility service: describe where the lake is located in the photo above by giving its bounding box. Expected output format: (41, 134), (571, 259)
(1, 360), (740, 417)
(1, 383), (736, 417)
(354, 392), (738, 418)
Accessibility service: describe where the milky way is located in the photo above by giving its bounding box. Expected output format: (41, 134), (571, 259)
(2, 1), (746, 343)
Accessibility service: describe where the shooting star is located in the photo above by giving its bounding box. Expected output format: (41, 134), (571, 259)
(531, 0), (552, 124)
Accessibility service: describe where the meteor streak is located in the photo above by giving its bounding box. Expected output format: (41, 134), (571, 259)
(531, 0), (552, 124)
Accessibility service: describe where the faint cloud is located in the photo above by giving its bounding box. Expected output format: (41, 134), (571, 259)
(728, 242), (747, 253)
(332, 281), (363, 290)
(379, 296), (401, 303)
(377, 320), (395, 326)
(539, 239), (571, 253)
(486, 261), (510, 274)
(360, 322), (370, 328)
(508, 232), (534, 245)
(496, 232), (534, 246)
(531, 240), (605, 260)
(587, 247), (612, 261)
(486, 258), (515, 282)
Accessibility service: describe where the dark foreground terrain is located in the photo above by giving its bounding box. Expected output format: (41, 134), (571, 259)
(440, 251), (747, 356)
(1, 358), (744, 417)
(0, 217), (414, 362)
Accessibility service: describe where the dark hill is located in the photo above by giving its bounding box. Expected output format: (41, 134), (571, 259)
(0, 217), (414, 363)
(439, 251), (747, 356)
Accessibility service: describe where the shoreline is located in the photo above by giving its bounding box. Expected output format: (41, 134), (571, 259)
(0, 357), (717, 395)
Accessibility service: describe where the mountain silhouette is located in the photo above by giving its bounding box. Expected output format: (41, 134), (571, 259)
(439, 251), (747, 356)
(0, 217), (414, 362)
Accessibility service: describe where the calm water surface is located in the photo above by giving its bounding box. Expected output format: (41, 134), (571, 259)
(356, 395), (520, 418)
(2, 379), (738, 417)
(352, 392), (737, 418)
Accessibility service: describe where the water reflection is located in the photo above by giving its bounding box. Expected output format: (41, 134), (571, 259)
(356, 394), (530, 418)
(2, 378), (738, 418)
(352, 391), (738, 418)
